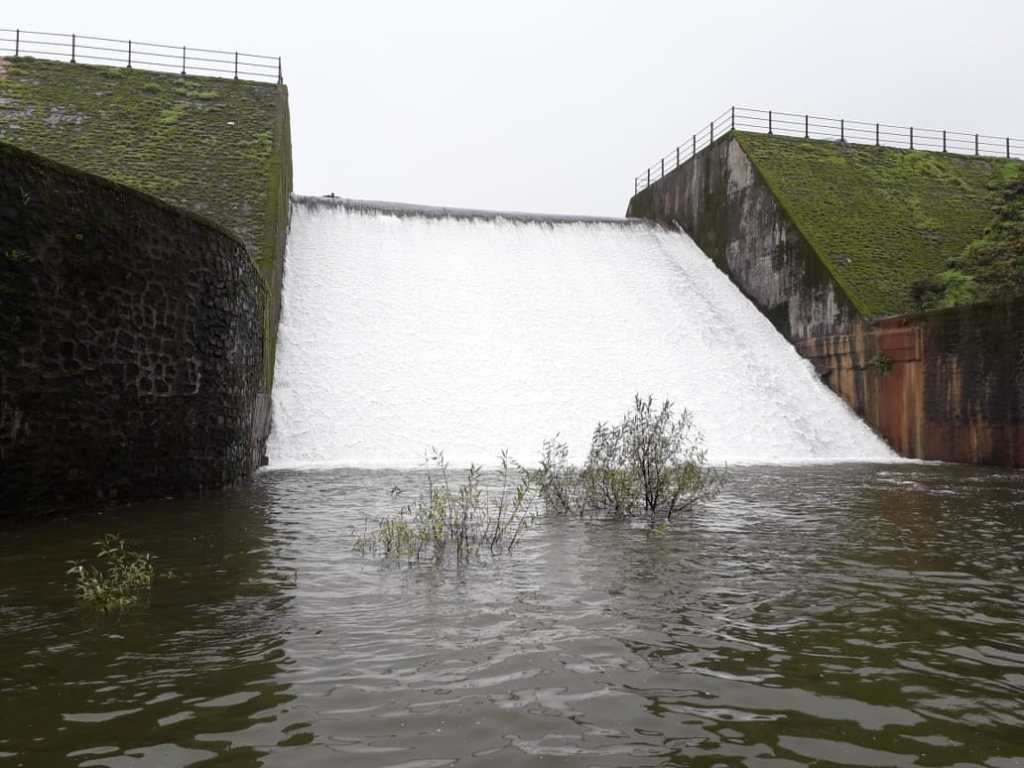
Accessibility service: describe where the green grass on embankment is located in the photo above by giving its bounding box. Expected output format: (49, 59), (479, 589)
(0, 56), (289, 281)
(0, 56), (292, 385)
(735, 131), (1023, 315)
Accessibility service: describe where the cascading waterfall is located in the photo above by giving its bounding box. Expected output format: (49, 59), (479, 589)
(267, 198), (895, 468)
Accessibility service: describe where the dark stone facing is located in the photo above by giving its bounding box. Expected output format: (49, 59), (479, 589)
(0, 143), (266, 517)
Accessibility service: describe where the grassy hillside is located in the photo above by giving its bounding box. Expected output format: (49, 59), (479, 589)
(736, 132), (1022, 316)
(0, 56), (289, 280)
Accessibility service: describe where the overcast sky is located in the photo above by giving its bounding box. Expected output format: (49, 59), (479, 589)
(17, 1), (1024, 217)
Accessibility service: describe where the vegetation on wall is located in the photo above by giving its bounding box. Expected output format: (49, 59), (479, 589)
(735, 132), (1022, 316)
(926, 169), (1024, 308)
(0, 56), (291, 384)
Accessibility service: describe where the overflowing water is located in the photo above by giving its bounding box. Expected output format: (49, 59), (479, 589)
(268, 199), (893, 468)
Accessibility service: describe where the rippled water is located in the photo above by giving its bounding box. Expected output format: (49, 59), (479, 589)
(2, 464), (1023, 766)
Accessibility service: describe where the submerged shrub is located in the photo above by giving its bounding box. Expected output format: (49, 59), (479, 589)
(66, 534), (155, 612)
(354, 451), (538, 564)
(534, 395), (723, 525)
(358, 396), (722, 563)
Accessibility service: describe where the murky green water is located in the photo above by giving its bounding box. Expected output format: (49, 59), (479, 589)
(2, 464), (1023, 767)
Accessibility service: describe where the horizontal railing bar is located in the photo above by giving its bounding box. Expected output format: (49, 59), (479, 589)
(73, 43), (131, 55)
(0, 28), (71, 37)
(635, 106), (1023, 189)
(0, 24), (282, 82)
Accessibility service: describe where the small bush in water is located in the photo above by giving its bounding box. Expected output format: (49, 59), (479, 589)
(533, 395), (723, 525)
(354, 450), (538, 564)
(66, 534), (155, 611)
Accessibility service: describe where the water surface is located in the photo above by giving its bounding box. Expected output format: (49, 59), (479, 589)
(2, 463), (1023, 766)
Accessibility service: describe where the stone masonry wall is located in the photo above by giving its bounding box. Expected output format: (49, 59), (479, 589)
(0, 143), (266, 517)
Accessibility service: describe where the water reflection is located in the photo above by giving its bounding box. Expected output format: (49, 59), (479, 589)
(0, 484), (296, 766)
(1, 464), (1022, 766)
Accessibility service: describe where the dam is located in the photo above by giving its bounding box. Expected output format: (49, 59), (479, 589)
(267, 197), (893, 468)
(2, 30), (1024, 767)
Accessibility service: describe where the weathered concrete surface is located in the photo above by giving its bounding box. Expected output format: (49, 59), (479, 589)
(627, 134), (1023, 467)
(627, 136), (860, 342)
(0, 143), (266, 517)
(796, 297), (1023, 467)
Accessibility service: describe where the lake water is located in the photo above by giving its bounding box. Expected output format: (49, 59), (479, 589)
(2, 463), (1023, 766)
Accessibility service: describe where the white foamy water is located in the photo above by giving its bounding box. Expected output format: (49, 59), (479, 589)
(268, 199), (895, 468)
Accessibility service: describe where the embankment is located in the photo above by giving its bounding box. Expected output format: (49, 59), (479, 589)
(0, 55), (291, 411)
(627, 132), (1023, 466)
(0, 56), (292, 515)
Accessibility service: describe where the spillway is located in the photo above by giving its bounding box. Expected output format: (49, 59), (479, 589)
(267, 198), (895, 468)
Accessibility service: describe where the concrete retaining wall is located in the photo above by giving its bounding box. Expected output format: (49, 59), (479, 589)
(0, 144), (266, 516)
(627, 134), (1023, 467)
(797, 298), (1023, 466)
(626, 136), (860, 342)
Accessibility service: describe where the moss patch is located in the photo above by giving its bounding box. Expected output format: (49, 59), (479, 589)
(0, 56), (291, 385)
(942, 171), (1024, 305)
(735, 132), (1023, 316)
(0, 56), (286, 277)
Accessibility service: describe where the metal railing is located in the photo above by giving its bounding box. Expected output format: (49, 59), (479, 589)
(634, 106), (1024, 193)
(0, 27), (282, 83)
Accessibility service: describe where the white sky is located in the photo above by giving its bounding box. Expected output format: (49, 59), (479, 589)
(16, 0), (1024, 217)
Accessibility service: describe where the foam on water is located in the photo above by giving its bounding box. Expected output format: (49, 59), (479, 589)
(268, 198), (895, 468)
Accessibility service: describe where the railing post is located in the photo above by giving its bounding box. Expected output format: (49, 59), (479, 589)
(804, 114), (809, 139)
(234, 52), (238, 80)
(635, 177), (638, 195)
(127, 40), (132, 69)
(875, 123), (879, 146)
(182, 45), (186, 76)
(975, 134), (979, 156)
(942, 130), (946, 153)
(693, 134), (696, 156)
(841, 119), (845, 142)
(768, 110), (772, 135)
(710, 121), (714, 144)
(909, 126), (914, 150)
(277, 57), (283, 85)
(731, 105), (735, 131)
(14, 28), (19, 57)
(647, 168), (650, 188)
(661, 158), (664, 178)
(676, 146), (680, 168)
(1008, 138), (1011, 159)
(71, 33), (76, 63)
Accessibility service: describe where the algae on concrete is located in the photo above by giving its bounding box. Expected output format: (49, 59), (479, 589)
(735, 131), (1022, 316)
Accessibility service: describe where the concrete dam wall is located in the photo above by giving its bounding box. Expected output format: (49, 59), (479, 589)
(627, 131), (1024, 467)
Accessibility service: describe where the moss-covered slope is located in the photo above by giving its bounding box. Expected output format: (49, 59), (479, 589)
(942, 172), (1024, 305)
(0, 56), (290, 280)
(736, 131), (1023, 316)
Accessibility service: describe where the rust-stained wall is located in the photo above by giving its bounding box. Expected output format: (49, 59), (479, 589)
(796, 299), (1022, 467)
